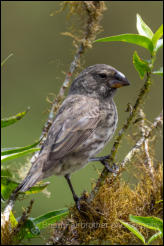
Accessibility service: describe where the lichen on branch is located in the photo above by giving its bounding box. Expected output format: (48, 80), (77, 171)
(41, 1), (107, 144)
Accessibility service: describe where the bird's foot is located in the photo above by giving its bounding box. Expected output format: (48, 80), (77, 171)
(101, 160), (118, 173)
(73, 193), (91, 217)
(74, 194), (81, 211)
(90, 155), (118, 173)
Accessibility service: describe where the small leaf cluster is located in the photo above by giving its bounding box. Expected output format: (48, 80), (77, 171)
(95, 14), (163, 79)
(120, 214), (163, 245)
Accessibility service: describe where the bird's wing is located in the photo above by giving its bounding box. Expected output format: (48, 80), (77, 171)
(42, 95), (101, 170)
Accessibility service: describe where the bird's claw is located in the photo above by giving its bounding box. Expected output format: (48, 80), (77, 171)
(75, 198), (81, 212)
(90, 155), (118, 173)
(74, 194), (89, 216)
(73, 194), (79, 210)
(73, 194), (83, 212)
(101, 160), (118, 174)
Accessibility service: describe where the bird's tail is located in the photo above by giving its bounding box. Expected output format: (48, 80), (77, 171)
(14, 172), (41, 193)
(3, 169), (42, 227)
(14, 156), (46, 194)
(5, 155), (45, 217)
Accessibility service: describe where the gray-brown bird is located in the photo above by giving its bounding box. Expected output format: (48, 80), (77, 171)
(14, 64), (130, 209)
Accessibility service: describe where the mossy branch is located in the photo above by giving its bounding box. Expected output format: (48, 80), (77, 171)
(1, 200), (34, 245)
(39, 1), (107, 146)
(11, 200), (34, 239)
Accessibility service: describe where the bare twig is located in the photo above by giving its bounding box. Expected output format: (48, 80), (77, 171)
(120, 110), (163, 169)
(144, 139), (154, 177)
(137, 109), (154, 178)
(1, 192), (19, 227)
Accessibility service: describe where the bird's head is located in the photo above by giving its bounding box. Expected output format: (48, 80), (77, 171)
(69, 64), (130, 99)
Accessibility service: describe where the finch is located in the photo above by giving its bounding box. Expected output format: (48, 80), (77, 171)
(14, 64), (130, 208)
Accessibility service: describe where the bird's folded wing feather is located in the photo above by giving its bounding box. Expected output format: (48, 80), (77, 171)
(42, 96), (101, 170)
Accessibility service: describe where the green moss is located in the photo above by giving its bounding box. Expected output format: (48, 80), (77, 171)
(49, 161), (163, 245)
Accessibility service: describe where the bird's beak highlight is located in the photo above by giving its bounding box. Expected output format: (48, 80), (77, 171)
(110, 78), (130, 88)
(109, 71), (130, 88)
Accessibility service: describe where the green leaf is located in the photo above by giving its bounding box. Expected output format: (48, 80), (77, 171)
(129, 215), (163, 234)
(148, 231), (162, 244)
(1, 107), (30, 128)
(152, 24), (163, 48)
(16, 218), (40, 240)
(136, 14), (153, 39)
(1, 53), (14, 68)
(9, 211), (18, 228)
(33, 208), (69, 230)
(152, 67), (163, 76)
(119, 220), (145, 244)
(24, 219), (40, 239)
(11, 206), (67, 240)
(133, 51), (150, 79)
(25, 182), (50, 195)
(94, 34), (154, 53)
(1, 176), (19, 200)
(155, 39), (163, 52)
(1, 148), (40, 163)
(1, 140), (41, 156)
(1, 176), (50, 200)
(1, 168), (13, 178)
(155, 200), (163, 204)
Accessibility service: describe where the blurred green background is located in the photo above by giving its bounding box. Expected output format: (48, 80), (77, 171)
(1, 1), (163, 244)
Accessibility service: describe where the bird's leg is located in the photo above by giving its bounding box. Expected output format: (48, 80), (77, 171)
(64, 174), (81, 211)
(89, 155), (111, 162)
(89, 155), (117, 173)
(101, 159), (117, 173)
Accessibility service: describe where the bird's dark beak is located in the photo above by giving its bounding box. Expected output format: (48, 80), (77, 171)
(110, 77), (130, 88)
(109, 72), (130, 88)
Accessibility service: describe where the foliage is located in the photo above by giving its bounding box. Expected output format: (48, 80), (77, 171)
(95, 14), (163, 79)
(1, 108), (30, 128)
(1, 107), (44, 198)
(1, 55), (69, 245)
(120, 214), (163, 245)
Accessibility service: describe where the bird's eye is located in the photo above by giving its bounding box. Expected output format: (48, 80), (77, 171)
(98, 73), (107, 79)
